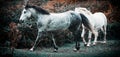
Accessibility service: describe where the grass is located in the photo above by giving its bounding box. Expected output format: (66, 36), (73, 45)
(13, 40), (120, 57)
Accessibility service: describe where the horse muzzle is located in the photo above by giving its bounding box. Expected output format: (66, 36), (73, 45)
(19, 20), (24, 23)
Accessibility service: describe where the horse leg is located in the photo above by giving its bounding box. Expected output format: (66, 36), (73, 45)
(30, 31), (43, 51)
(103, 26), (107, 43)
(81, 26), (87, 46)
(93, 30), (98, 45)
(72, 27), (81, 51)
(101, 26), (107, 43)
(51, 33), (58, 52)
(87, 31), (92, 46)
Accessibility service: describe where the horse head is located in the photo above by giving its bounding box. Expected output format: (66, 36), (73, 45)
(19, 4), (50, 23)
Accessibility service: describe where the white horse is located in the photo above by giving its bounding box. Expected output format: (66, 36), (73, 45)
(75, 7), (107, 46)
(19, 5), (93, 51)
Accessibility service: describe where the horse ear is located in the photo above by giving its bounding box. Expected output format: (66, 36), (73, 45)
(24, 0), (29, 6)
(22, 0), (29, 9)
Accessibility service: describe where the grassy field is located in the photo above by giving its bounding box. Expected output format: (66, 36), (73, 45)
(11, 40), (120, 57)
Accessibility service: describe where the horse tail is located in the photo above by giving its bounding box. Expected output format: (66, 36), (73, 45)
(80, 13), (93, 31)
(102, 13), (107, 26)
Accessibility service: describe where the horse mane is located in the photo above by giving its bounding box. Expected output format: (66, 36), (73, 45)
(75, 7), (92, 15)
(81, 8), (92, 15)
(25, 5), (50, 15)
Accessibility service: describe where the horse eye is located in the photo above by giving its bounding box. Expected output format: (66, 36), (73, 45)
(24, 11), (26, 13)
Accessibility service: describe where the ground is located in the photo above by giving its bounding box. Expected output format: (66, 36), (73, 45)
(1, 40), (119, 57)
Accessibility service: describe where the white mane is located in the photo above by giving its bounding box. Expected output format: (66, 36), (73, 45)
(75, 7), (94, 25)
(75, 7), (92, 16)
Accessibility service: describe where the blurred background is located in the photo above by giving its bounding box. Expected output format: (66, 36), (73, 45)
(0, 0), (120, 49)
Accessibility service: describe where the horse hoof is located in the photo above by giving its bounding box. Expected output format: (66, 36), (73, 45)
(53, 49), (58, 52)
(30, 48), (34, 51)
(84, 44), (87, 46)
(101, 41), (106, 44)
(73, 48), (77, 52)
(76, 47), (80, 50)
(73, 47), (80, 52)
(86, 43), (91, 47)
(92, 43), (96, 46)
(86, 45), (90, 47)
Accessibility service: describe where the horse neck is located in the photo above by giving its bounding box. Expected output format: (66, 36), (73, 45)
(36, 14), (50, 23)
(28, 8), (39, 22)
(30, 13), (38, 22)
(38, 13), (49, 18)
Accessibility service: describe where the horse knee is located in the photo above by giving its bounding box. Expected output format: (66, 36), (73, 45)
(81, 33), (85, 39)
(81, 33), (84, 38)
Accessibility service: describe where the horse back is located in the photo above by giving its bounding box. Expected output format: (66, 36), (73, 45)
(93, 12), (107, 28)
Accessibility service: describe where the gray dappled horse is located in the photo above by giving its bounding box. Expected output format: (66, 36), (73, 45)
(19, 5), (92, 52)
